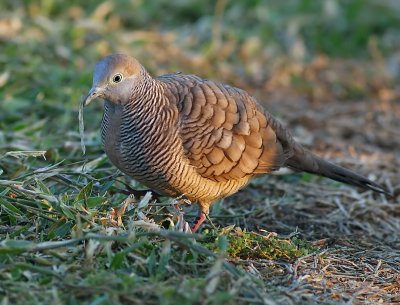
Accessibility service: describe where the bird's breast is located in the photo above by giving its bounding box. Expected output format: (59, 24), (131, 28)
(101, 101), (125, 170)
(101, 101), (151, 172)
(101, 101), (185, 197)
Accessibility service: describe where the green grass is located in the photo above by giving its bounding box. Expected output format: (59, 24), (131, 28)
(1, 1), (399, 304)
(0, 155), (319, 304)
(0, 181), (318, 304)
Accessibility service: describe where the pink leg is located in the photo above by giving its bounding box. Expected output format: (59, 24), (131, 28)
(190, 204), (209, 233)
(191, 212), (207, 232)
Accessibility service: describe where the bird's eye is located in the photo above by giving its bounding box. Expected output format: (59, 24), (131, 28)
(112, 73), (123, 83)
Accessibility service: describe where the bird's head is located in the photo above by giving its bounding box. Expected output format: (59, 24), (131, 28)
(83, 54), (144, 106)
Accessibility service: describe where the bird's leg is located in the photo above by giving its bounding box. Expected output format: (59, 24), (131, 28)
(173, 202), (191, 233)
(191, 205), (209, 233)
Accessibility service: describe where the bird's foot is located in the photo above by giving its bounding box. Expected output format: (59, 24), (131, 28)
(171, 201), (209, 233)
(172, 204), (192, 233)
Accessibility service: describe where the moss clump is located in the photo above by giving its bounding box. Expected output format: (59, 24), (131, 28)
(204, 227), (319, 261)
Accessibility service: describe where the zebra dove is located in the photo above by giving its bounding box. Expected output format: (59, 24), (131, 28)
(83, 54), (388, 232)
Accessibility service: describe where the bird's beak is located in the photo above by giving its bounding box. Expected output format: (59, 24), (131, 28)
(83, 87), (103, 107)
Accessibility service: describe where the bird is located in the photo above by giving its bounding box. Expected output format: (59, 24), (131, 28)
(83, 54), (388, 232)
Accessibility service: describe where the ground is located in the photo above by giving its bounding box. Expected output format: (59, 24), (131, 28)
(0, 1), (399, 305)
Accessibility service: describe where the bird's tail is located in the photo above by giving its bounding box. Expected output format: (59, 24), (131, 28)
(285, 148), (389, 195)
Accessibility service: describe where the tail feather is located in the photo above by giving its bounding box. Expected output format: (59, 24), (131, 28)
(285, 149), (390, 195)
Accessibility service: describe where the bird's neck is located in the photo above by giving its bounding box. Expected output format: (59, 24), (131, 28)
(117, 72), (177, 131)
(126, 72), (167, 112)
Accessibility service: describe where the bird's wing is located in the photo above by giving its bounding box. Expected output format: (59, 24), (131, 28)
(158, 74), (289, 182)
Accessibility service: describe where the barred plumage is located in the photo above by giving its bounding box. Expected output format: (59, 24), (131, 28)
(84, 54), (388, 232)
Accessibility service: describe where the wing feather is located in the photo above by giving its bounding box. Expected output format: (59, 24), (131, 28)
(158, 74), (288, 181)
